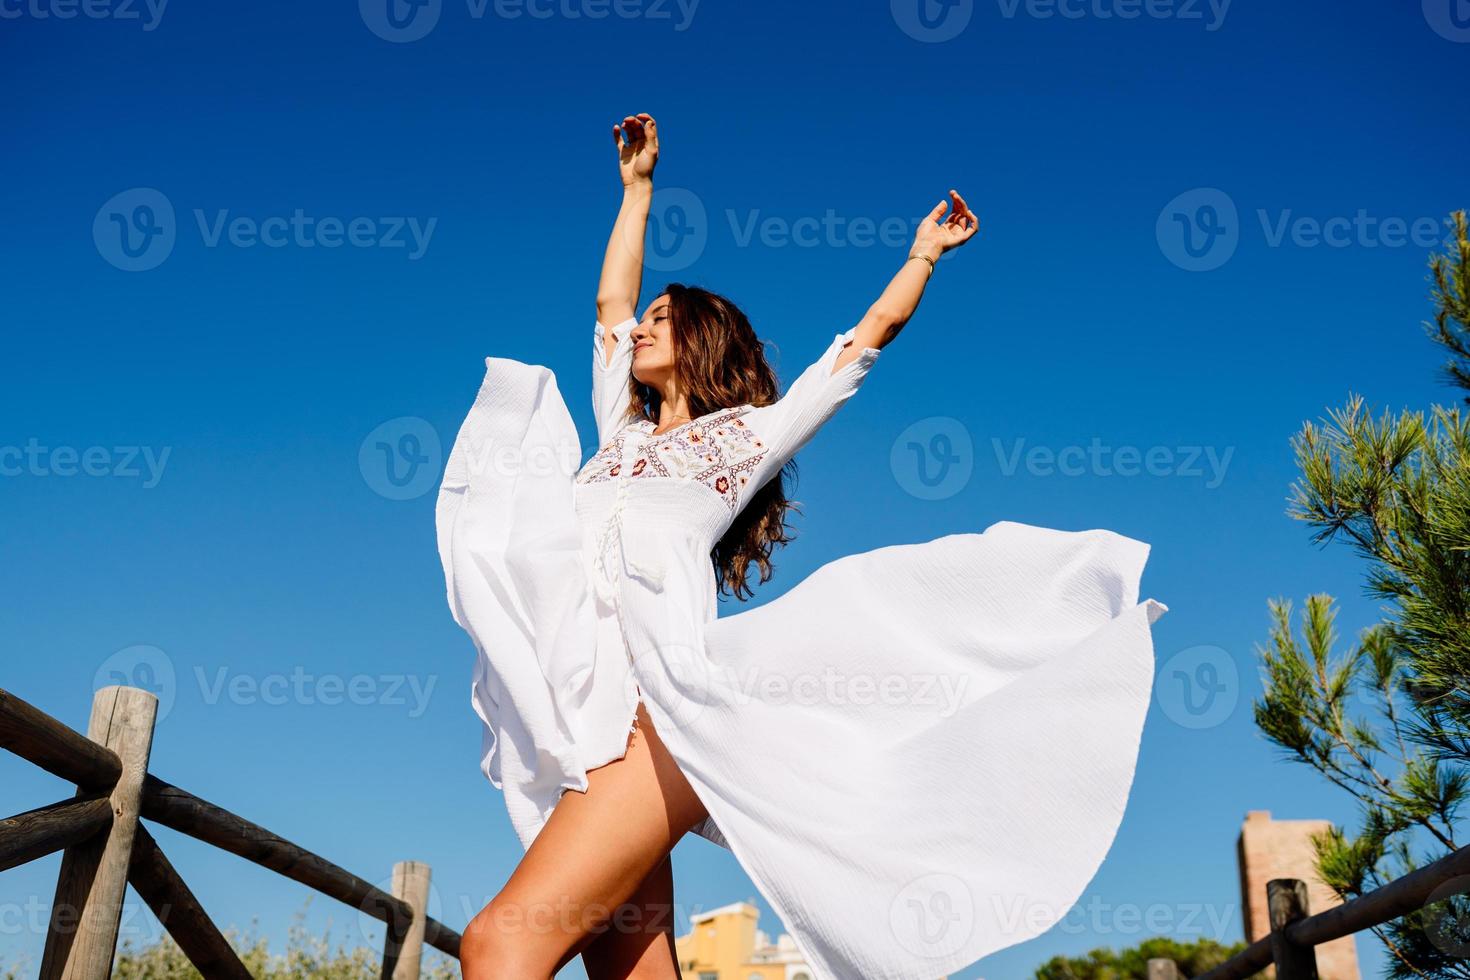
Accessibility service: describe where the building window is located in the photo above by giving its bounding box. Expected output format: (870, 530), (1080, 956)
(697, 973), (717, 980)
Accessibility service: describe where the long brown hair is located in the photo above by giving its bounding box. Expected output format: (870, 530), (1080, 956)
(623, 283), (800, 601)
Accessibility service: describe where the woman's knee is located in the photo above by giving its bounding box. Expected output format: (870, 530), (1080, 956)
(460, 897), (565, 980)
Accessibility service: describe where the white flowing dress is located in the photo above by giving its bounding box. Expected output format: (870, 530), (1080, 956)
(435, 317), (1166, 980)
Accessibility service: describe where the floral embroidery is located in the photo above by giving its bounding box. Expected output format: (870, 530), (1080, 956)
(575, 407), (767, 512)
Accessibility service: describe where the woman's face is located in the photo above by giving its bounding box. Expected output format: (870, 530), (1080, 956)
(631, 294), (676, 385)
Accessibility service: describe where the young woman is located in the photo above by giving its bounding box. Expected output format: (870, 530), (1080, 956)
(436, 113), (1165, 980)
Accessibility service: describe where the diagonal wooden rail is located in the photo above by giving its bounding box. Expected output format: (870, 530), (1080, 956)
(0, 685), (461, 979)
(1180, 842), (1470, 980)
(1143, 845), (1470, 980)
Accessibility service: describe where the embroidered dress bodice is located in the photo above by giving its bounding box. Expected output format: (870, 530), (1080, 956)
(571, 318), (878, 616)
(575, 407), (766, 602)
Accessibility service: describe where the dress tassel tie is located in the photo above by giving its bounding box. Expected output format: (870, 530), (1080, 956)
(591, 477), (666, 604)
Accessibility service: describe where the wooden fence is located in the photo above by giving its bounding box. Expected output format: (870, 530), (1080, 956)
(1145, 843), (1470, 979)
(0, 684), (462, 979)
(7, 682), (1469, 980)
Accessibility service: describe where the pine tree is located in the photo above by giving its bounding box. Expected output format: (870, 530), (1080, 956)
(1255, 211), (1470, 979)
(1432, 212), (1470, 398)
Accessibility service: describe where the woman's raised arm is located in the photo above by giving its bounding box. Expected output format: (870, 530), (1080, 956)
(595, 113), (660, 364)
(833, 189), (980, 374)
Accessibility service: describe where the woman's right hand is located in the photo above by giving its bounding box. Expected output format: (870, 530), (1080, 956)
(613, 113), (659, 187)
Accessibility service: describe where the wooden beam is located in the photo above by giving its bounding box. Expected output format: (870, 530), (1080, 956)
(0, 795), (112, 873)
(0, 688), (122, 790)
(39, 686), (158, 980)
(1197, 844), (1470, 980)
(127, 825), (252, 980)
(140, 775), (463, 959)
(1289, 841), (1470, 948)
(139, 775), (414, 937)
(422, 918), (461, 960)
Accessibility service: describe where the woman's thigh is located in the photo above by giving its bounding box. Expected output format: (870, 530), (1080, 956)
(576, 853), (680, 979)
(461, 702), (708, 979)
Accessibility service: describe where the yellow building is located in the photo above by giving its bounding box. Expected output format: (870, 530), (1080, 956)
(674, 901), (948, 980)
(674, 902), (814, 980)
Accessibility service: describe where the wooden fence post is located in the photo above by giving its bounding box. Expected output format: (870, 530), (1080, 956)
(1267, 878), (1320, 980)
(39, 686), (158, 980)
(1147, 957), (1181, 980)
(382, 860), (431, 980)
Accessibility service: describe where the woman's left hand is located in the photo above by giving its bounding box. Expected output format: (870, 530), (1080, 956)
(911, 190), (979, 260)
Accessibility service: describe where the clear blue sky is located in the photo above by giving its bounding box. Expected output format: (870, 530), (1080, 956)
(2, 1), (1467, 976)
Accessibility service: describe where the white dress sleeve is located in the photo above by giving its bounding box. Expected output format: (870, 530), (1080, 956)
(592, 316), (638, 447)
(740, 326), (881, 486)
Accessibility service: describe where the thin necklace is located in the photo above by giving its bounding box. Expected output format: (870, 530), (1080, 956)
(650, 412), (693, 435)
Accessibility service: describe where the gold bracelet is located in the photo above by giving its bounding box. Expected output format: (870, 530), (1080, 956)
(908, 251), (936, 273)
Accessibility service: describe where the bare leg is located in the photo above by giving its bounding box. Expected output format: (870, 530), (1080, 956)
(460, 702), (707, 979)
(578, 854), (681, 979)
